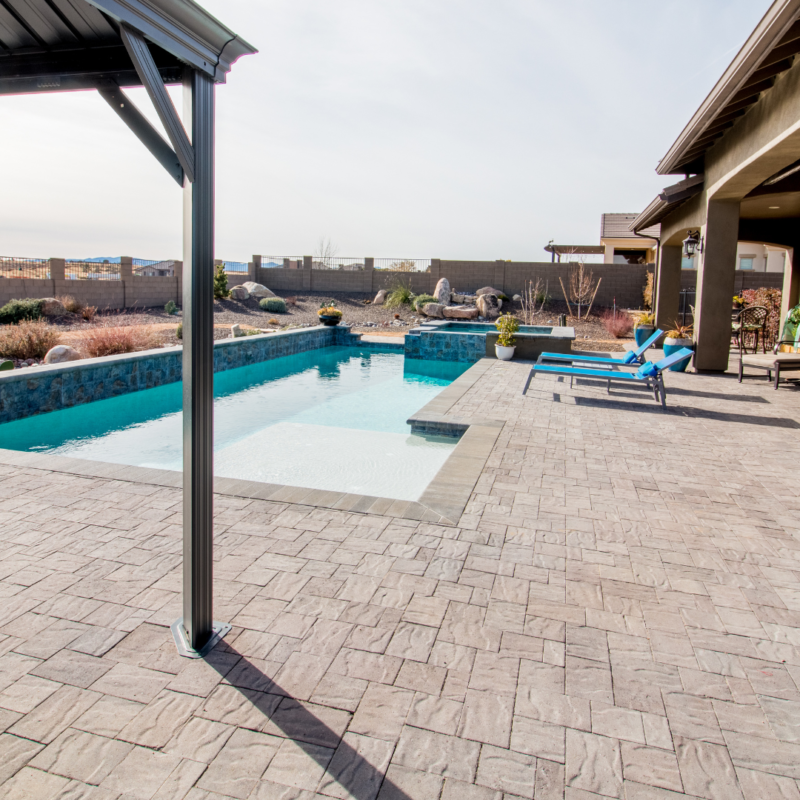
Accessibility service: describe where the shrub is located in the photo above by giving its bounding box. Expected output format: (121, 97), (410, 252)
(267, 318), (278, 325)
(495, 313), (520, 347)
(177, 323), (183, 340)
(285, 296), (297, 306)
(259, 297), (287, 313)
(0, 320), (61, 359)
(164, 300), (177, 315)
(76, 319), (161, 358)
(601, 309), (634, 338)
(213, 263), (229, 299)
(643, 272), (654, 310)
(0, 298), (43, 325)
(80, 305), (97, 322)
(385, 278), (415, 308)
(742, 287), (781, 347)
(57, 295), (82, 314)
(413, 294), (436, 312)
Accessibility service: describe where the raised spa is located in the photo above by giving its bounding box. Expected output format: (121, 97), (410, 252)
(405, 320), (575, 362)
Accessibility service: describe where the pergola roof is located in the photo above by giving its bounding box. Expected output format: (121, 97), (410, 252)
(657, 0), (800, 176)
(544, 244), (605, 256)
(0, 0), (256, 94)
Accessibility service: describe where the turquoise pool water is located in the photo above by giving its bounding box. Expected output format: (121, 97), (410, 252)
(0, 348), (469, 500)
(428, 323), (552, 334)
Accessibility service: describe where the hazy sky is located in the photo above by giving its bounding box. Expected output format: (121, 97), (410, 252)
(0, 0), (771, 261)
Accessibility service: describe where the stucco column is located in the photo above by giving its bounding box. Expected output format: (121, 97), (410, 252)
(654, 245), (681, 330)
(693, 200), (740, 371)
(781, 247), (799, 331)
(120, 256), (133, 281)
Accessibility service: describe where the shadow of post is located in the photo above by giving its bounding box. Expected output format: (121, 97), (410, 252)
(206, 645), (412, 800)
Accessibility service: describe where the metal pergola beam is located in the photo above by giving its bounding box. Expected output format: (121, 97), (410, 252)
(97, 82), (184, 185)
(120, 25), (195, 182)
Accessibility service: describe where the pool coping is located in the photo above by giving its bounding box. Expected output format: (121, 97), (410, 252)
(0, 356), (502, 526)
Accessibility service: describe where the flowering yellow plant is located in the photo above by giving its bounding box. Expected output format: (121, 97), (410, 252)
(318, 299), (342, 317)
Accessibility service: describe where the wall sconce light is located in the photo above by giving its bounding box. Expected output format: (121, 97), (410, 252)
(683, 230), (703, 258)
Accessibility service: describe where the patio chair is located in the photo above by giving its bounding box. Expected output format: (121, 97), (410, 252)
(522, 348), (694, 409)
(537, 328), (664, 367)
(738, 340), (800, 389)
(732, 305), (768, 354)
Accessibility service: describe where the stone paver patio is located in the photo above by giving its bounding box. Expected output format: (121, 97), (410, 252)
(2, 355), (800, 799)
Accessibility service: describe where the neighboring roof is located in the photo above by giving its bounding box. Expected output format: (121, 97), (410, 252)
(658, 0), (800, 175)
(601, 213), (660, 240)
(544, 244), (605, 256)
(631, 175), (705, 233)
(0, 0), (257, 93)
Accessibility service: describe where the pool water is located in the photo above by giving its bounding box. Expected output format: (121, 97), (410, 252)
(0, 348), (469, 501)
(428, 323), (552, 334)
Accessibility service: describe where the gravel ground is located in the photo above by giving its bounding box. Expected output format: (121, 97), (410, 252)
(47, 291), (633, 351)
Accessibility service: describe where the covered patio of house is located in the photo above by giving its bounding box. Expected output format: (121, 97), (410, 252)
(632, 0), (800, 371)
(1, 354), (799, 799)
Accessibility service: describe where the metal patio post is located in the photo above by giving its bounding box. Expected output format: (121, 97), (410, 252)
(171, 67), (230, 657)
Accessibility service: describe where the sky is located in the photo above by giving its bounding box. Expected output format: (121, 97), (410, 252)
(0, 0), (773, 262)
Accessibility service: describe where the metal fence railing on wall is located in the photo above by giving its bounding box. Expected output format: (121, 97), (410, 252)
(312, 257), (365, 271)
(219, 260), (248, 273)
(259, 256), (304, 270)
(66, 260), (121, 280)
(133, 258), (176, 277)
(374, 258), (431, 272)
(0, 257), (50, 279)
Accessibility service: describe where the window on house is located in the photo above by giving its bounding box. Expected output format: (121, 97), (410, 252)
(613, 249), (648, 264)
(739, 256), (755, 270)
(681, 256), (696, 270)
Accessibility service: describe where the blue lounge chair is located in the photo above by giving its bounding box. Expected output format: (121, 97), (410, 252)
(522, 348), (694, 409)
(537, 329), (664, 367)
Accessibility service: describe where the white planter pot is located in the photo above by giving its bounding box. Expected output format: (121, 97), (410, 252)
(663, 337), (693, 347)
(495, 344), (516, 361)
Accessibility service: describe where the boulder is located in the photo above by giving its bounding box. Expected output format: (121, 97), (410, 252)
(43, 345), (80, 364)
(476, 286), (503, 297)
(421, 302), (445, 318)
(229, 285), (250, 301)
(450, 293), (468, 304)
(373, 289), (387, 305)
(231, 324), (243, 338)
(443, 306), (479, 320)
(476, 294), (501, 319)
(40, 298), (66, 317)
(512, 294), (522, 302)
(241, 282), (275, 298)
(434, 277), (451, 305)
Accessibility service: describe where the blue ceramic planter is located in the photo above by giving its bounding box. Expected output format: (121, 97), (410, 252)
(634, 326), (655, 347)
(663, 340), (693, 371)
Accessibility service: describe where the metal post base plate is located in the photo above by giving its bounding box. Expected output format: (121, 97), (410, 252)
(171, 618), (231, 659)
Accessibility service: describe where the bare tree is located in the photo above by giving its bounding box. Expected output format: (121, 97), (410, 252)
(560, 262), (601, 320)
(315, 237), (339, 269)
(388, 259), (417, 272)
(520, 277), (547, 324)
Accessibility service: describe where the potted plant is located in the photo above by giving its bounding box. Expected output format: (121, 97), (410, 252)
(318, 300), (342, 326)
(733, 294), (746, 310)
(663, 321), (693, 371)
(495, 313), (519, 360)
(634, 312), (655, 347)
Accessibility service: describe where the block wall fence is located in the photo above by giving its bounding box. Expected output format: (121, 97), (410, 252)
(0, 254), (784, 311)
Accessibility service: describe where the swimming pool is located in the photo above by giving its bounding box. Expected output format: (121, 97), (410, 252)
(0, 347), (470, 501)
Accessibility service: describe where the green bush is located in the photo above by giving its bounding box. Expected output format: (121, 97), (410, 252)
(213, 263), (229, 299)
(176, 323), (183, 340)
(259, 297), (287, 313)
(413, 294), (436, 312)
(164, 300), (177, 315)
(0, 298), (43, 325)
(385, 278), (415, 308)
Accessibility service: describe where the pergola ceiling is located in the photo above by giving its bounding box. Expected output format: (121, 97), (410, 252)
(0, 0), (254, 94)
